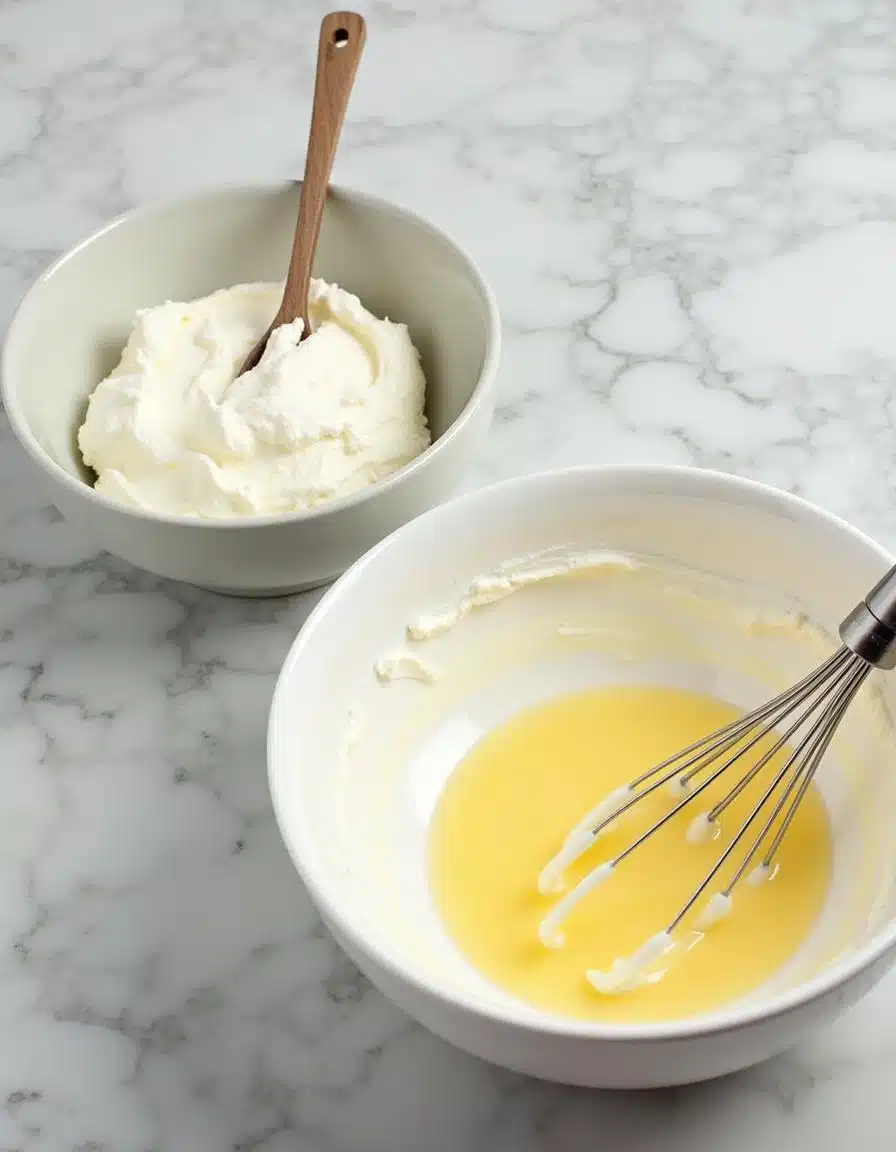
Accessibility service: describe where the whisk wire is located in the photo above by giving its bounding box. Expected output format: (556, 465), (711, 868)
(629, 647), (852, 793)
(668, 653), (869, 934)
(728, 670), (863, 891)
(540, 562), (896, 991)
(538, 644), (877, 965)
(757, 660), (869, 870)
(539, 648), (857, 904)
(704, 649), (861, 822)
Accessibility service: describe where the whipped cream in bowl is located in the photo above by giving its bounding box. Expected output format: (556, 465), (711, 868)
(2, 183), (500, 593)
(78, 279), (431, 519)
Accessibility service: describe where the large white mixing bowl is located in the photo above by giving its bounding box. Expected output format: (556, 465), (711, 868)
(268, 467), (896, 1087)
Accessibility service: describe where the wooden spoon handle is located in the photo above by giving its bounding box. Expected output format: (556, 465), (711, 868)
(278, 11), (367, 330)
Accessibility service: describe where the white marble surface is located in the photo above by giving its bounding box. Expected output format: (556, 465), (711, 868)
(3, 0), (896, 1146)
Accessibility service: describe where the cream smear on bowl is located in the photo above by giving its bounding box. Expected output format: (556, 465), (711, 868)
(78, 280), (430, 518)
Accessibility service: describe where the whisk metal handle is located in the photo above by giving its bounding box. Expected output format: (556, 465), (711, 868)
(840, 563), (896, 670)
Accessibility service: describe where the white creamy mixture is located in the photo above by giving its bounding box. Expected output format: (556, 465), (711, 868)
(405, 550), (637, 640)
(78, 280), (430, 517)
(374, 652), (439, 683)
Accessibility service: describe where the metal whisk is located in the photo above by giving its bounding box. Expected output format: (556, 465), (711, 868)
(537, 564), (896, 993)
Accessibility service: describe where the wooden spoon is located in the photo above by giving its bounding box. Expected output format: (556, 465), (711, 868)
(238, 11), (366, 376)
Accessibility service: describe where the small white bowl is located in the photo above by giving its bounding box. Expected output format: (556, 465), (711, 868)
(268, 466), (896, 1088)
(1, 183), (499, 595)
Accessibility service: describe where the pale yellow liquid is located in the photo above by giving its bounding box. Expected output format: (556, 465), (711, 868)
(429, 685), (833, 1022)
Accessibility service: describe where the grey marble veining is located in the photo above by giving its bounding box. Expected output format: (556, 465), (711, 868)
(3, 0), (896, 1147)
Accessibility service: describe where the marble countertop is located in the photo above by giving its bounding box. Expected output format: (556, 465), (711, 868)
(3, 0), (896, 1147)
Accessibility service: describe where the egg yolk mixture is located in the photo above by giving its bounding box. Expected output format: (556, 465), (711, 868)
(428, 684), (833, 1022)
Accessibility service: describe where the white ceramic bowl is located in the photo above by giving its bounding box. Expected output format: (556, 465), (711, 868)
(1, 183), (499, 595)
(269, 466), (896, 1088)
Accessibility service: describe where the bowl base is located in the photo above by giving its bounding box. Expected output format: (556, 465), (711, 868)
(194, 576), (335, 598)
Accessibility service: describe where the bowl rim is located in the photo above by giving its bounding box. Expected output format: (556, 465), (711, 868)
(268, 463), (896, 1042)
(0, 180), (501, 529)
